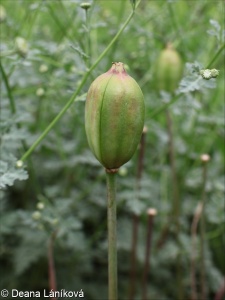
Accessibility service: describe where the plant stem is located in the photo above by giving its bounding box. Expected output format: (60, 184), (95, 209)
(47, 3), (73, 42)
(206, 43), (225, 69)
(26, 2), (41, 40)
(85, 8), (91, 67)
(167, 3), (185, 56)
(166, 110), (179, 224)
(106, 170), (118, 300)
(165, 109), (183, 300)
(128, 214), (139, 300)
(167, 3), (179, 39)
(155, 113), (181, 242)
(142, 209), (157, 300)
(108, 0), (126, 65)
(128, 127), (147, 299)
(48, 231), (57, 300)
(214, 278), (225, 300)
(19, 0), (141, 163)
(149, 93), (181, 119)
(200, 158), (208, 300)
(0, 49), (17, 58)
(0, 61), (16, 114)
(137, 127), (147, 184)
(190, 155), (210, 300)
(191, 202), (203, 300)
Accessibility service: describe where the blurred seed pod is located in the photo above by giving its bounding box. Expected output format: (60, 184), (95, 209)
(155, 43), (183, 93)
(0, 5), (6, 22)
(15, 37), (28, 57)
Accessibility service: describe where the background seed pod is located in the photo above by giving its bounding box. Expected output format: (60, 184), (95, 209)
(85, 62), (145, 170)
(155, 43), (183, 93)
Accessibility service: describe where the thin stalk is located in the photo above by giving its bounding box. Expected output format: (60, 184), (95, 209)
(167, 3), (185, 54)
(177, 255), (183, 300)
(167, 3), (179, 39)
(155, 111), (179, 236)
(33, 55), (64, 68)
(190, 154), (210, 300)
(128, 127), (147, 300)
(48, 231), (57, 300)
(142, 209), (157, 300)
(156, 224), (170, 249)
(206, 43), (225, 69)
(128, 214), (139, 300)
(26, 2), (42, 40)
(156, 109), (183, 297)
(58, 0), (78, 44)
(165, 109), (183, 300)
(149, 93), (181, 120)
(106, 170), (118, 300)
(0, 61), (16, 114)
(137, 127), (147, 183)
(84, 8), (91, 67)
(200, 155), (209, 300)
(47, 3), (73, 42)
(156, 109), (180, 251)
(19, 0), (141, 163)
(0, 49), (17, 58)
(166, 110), (179, 224)
(108, 0), (126, 64)
(214, 279), (225, 300)
(191, 202), (203, 300)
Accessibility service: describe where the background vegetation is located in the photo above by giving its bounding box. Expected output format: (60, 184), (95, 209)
(0, 1), (224, 299)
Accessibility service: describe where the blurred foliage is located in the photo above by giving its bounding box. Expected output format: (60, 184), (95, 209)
(0, 1), (224, 299)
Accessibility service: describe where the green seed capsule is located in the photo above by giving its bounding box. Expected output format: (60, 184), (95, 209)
(155, 44), (183, 93)
(85, 62), (145, 170)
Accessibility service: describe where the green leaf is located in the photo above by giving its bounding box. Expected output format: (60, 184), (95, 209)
(0, 159), (28, 188)
(14, 228), (47, 275)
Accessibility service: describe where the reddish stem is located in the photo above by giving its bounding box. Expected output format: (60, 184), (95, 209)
(48, 231), (57, 300)
(214, 279), (225, 300)
(190, 202), (203, 300)
(142, 209), (157, 300)
(137, 126), (147, 182)
(128, 214), (139, 299)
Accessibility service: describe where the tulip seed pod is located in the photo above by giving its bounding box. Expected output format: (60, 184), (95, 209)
(85, 62), (145, 170)
(155, 43), (183, 93)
